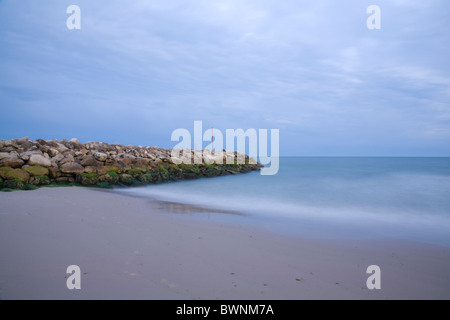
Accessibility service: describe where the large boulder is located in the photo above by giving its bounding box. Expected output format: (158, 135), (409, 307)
(36, 139), (48, 146)
(133, 158), (152, 168)
(29, 175), (50, 186)
(19, 150), (42, 161)
(23, 166), (49, 176)
(95, 166), (107, 175)
(58, 154), (75, 165)
(83, 166), (97, 174)
(60, 162), (85, 174)
(0, 152), (10, 160)
(78, 173), (99, 186)
(55, 176), (75, 183)
(103, 165), (122, 173)
(119, 174), (136, 185)
(47, 141), (68, 153)
(28, 154), (51, 167)
(0, 146), (16, 152)
(0, 156), (24, 168)
(80, 155), (100, 167)
(50, 158), (58, 168)
(94, 152), (108, 162)
(137, 173), (154, 183)
(70, 141), (84, 150)
(48, 167), (60, 178)
(6, 168), (30, 182)
(85, 141), (100, 150)
(118, 158), (134, 168)
(47, 148), (59, 157)
(98, 172), (119, 184)
(15, 137), (29, 145)
(0, 167), (13, 179)
(3, 179), (24, 189)
(52, 153), (64, 163)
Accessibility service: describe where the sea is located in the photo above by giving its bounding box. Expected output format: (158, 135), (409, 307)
(115, 157), (450, 247)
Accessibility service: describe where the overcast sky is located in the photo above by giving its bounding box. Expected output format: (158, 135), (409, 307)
(1, 0), (449, 156)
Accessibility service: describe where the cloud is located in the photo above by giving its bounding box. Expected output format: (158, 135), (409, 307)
(0, 0), (449, 155)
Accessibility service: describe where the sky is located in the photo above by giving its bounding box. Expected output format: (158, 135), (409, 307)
(0, 0), (449, 156)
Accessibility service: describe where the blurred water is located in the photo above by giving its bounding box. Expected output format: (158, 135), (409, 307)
(115, 157), (450, 246)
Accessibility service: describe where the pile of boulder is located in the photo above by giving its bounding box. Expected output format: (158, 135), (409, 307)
(0, 137), (262, 191)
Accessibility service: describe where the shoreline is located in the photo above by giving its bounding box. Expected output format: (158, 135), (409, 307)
(1, 187), (450, 299)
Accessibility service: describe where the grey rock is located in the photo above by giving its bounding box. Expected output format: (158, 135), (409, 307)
(0, 152), (10, 160)
(53, 153), (65, 163)
(28, 154), (51, 167)
(59, 154), (75, 166)
(47, 148), (59, 157)
(51, 159), (58, 167)
(15, 137), (29, 145)
(20, 150), (43, 158)
(55, 143), (69, 153)
(60, 162), (84, 174)
(0, 156), (24, 168)
(94, 152), (108, 162)
(80, 155), (100, 167)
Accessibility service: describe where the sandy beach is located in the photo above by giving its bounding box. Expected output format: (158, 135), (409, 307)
(1, 186), (450, 300)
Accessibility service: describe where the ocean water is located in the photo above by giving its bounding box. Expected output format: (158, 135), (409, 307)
(115, 157), (450, 247)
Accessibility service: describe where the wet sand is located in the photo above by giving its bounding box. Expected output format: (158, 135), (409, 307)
(0, 187), (449, 299)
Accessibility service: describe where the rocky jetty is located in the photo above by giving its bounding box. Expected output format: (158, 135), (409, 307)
(0, 137), (262, 191)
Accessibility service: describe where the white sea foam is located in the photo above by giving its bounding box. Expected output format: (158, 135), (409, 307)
(115, 157), (450, 245)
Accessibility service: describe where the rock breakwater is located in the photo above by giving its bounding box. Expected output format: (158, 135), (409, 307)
(0, 137), (262, 191)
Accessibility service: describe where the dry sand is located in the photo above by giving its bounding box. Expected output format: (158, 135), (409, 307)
(0, 187), (449, 300)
